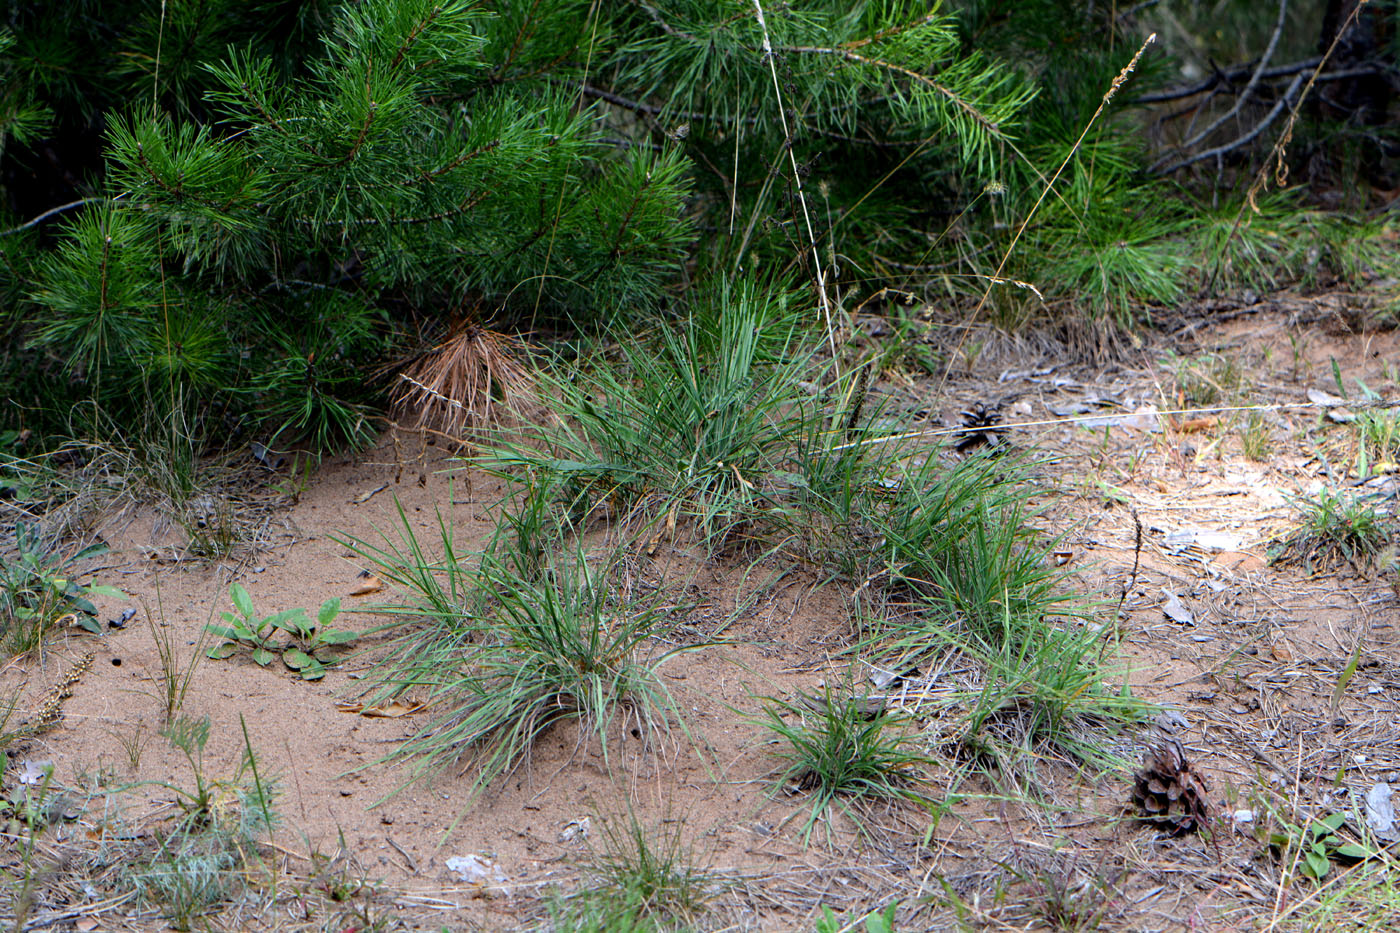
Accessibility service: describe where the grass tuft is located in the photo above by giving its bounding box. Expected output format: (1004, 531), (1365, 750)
(126, 716), (279, 931)
(1270, 488), (1396, 576)
(474, 278), (812, 549)
(1355, 408), (1400, 469)
(760, 675), (936, 847)
(547, 811), (717, 932)
(0, 520), (119, 655)
(342, 510), (692, 806)
(1240, 411), (1273, 461)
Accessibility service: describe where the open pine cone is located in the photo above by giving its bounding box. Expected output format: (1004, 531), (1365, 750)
(953, 402), (1005, 452)
(1131, 739), (1212, 835)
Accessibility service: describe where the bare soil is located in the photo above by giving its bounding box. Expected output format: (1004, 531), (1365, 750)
(4, 297), (1400, 931)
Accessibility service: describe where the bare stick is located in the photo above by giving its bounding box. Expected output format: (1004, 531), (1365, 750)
(153, 0), (167, 115)
(1116, 508), (1143, 625)
(0, 198), (108, 237)
(1156, 73), (1305, 176)
(1135, 55), (1322, 104)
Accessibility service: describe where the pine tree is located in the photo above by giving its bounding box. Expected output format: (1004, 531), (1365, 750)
(5, 0), (699, 448)
(0, 0), (1054, 451)
(9, 1), (1363, 453)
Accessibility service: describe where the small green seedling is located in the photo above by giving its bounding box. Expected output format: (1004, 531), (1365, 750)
(0, 762), (57, 834)
(1270, 811), (1374, 880)
(206, 587), (356, 680)
(206, 584), (299, 667)
(0, 523), (125, 647)
(816, 901), (900, 933)
(270, 597), (356, 680)
(1269, 488), (1394, 575)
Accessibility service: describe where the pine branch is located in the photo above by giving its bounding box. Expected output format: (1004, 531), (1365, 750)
(780, 44), (1010, 142)
(0, 199), (106, 237)
(135, 143), (183, 197)
(421, 140), (503, 181)
(324, 67), (378, 168)
(841, 13), (940, 52)
(390, 4), (445, 73)
(631, 0), (694, 40)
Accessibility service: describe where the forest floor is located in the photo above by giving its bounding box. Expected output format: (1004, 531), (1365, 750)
(3, 296), (1400, 932)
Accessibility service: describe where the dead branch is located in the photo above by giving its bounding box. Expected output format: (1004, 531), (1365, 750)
(1151, 0), (1291, 171)
(1155, 73), (1306, 176)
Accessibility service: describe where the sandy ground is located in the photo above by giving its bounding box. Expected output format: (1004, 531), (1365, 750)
(3, 299), (1400, 931)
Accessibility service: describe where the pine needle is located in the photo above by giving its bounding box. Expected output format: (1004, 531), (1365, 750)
(392, 322), (534, 437)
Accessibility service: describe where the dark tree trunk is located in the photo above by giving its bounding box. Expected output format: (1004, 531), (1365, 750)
(1316, 0), (1395, 126)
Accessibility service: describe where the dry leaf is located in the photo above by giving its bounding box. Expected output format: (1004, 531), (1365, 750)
(1307, 388), (1345, 407)
(350, 575), (384, 596)
(1366, 783), (1397, 841)
(337, 700), (425, 718)
(559, 816), (591, 843)
(445, 852), (505, 887)
(644, 506), (677, 556)
(1161, 590), (1195, 626)
(1164, 528), (1244, 551)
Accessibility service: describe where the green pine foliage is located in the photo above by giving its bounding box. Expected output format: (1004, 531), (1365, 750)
(0, 0), (1055, 451)
(5, 0), (698, 447)
(1, 1), (1391, 450)
(0, 29), (50, 149)
(599, 0), (1040, 282)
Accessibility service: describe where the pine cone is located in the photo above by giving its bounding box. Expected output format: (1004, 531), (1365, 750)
(1131, 739), (1211, 835)
(953, 402), (1005, 451)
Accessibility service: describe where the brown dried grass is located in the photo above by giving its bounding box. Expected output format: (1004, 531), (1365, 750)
(392, 322), (535, 438)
